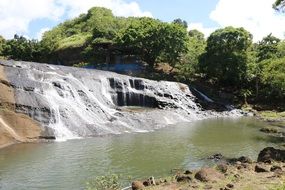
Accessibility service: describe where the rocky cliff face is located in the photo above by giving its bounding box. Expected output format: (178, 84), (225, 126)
(0, 64), (42, 148)
(0, 60), (242, 143)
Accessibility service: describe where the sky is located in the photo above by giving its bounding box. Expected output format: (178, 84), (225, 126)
(0, 0), (284, 41)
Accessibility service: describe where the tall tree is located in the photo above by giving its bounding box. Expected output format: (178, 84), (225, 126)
(273, 0), (285, 11)
(199, 27), (253, 86)
(117, 17), (188, 67)
(2, 35), (42, 61)
(256, 34), (280, 62)
(0, 35), (6, 56)
(176, 29), (206, 80)
(173, 18), (188, 28)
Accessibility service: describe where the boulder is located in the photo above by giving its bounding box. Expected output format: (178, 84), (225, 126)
(237, 156), (252, 164)
(131, 181), (144, 190)
(194, 168), (224, 182)
(255, 165), (269, 173)
(270, 165), (282, 172)
(184, 170), (192, 175)
(217, 163), (228, 173)
(176, 175), (192, 182)
(257, 147), (285, 163)
(208, 153), (224, 160)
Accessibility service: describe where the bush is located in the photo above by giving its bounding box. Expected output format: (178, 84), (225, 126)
(85, 174), (122, 190)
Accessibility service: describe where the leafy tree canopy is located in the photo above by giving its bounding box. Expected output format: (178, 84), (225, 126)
(199, 26), (253, 86)
(116, 17), (188, 67)
(172, 18), (188, 28)
(273, 0), (285, 11)
(256, 34), (280, 62)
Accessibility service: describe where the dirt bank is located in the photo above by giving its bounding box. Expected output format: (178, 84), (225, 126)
(0, 65), (43, 148)
(131, 148), (285, 190)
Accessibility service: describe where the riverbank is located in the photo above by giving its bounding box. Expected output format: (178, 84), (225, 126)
(130, 147), (285, 190)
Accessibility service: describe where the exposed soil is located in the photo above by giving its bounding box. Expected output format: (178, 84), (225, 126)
(0, 65), (43, 148)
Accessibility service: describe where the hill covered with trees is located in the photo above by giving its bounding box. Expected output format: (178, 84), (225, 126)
(0, 6), (284, 108)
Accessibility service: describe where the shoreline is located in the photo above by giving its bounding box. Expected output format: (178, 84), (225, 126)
(129, 147), (285, 190)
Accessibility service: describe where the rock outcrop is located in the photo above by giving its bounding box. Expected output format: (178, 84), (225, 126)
(257, 147), (285, 163)
(0, 59), (242, 143)
(0, 65), (43, 148)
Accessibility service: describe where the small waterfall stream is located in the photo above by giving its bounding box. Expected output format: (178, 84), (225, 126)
(0, 60), (243, 140)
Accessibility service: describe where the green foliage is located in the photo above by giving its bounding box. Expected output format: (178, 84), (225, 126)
(273, 0), (285, 11)
(85, 174), (122, 190)
(2, 35), (42, 61)
(176, 29), (206, 80)
(117, 17), (188, 67)
(277, 40), (285, 57)
(172, 18), (188, 28)
(256, 34), (280, 62)
(57, 34), (91, 50)
(260, 57), (285, 99)
(199, 26), (253, 86)
(72, 62), (90, 68)
(0, 35), (6, 55)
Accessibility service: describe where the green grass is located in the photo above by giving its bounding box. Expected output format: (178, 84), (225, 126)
(56, 33), (91, 50)
(259, 111), (285, 120)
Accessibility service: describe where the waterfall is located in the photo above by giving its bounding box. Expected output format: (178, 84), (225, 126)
(0, 60), (243, 140)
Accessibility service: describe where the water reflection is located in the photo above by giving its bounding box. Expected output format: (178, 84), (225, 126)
(0, 117), (276, 190)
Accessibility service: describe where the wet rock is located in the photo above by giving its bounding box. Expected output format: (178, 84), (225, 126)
(257, 147), (285, 163)
(237, 156), (252, 164)
(228, 156), (252, 164)
(270, 165), (282, 172)
(142, 180), (150, 186)
(176, 175), (192, 182)
(226, 183), (234, 189)
(217, 163), (228, 173)
(131, 181), (144, 190)
(142, 177), (156, 186)
(184, 170), (192, 175)
(208, 153), (223, 160)
(255, 165), (269, 173)
(194, 168), (224, 182)
(260, 127), (282, 134)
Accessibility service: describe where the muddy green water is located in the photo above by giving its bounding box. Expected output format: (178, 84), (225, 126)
(0, 118), (276, 190)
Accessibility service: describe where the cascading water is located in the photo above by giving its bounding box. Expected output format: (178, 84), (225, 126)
(0, 60), (243, 140)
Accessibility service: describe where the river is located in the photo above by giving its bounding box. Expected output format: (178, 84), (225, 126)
(0, 117), (275, 190)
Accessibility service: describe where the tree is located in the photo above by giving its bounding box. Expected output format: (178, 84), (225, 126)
(199, 27), (253, 86)
(277, 40), (285, 58)
(273, 0), (285, 11)
(260, 57), (285, 99)
(256, 34), (280, 62)
(117, 17), (188, 67)
(176, 29), (206, 80)
(173, 18), (188, 28)
(0, 35), (6, 56)
(2, 34), (42, 61)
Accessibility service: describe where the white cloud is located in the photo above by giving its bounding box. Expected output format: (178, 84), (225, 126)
(210, 0), (285, 41)
(57, 0), (152, 18)
(188, 22), (216, 38)
(36, 27), (51, 40)
(0, 0), (152, 39)
(0, 0), (64, 39)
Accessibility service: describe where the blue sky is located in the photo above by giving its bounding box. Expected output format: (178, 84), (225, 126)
(124, 0), (218, 25)
(0, 0), (284, 41)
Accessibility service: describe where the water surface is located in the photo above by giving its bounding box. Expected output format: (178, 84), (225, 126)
(0, 118), (275, 190)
